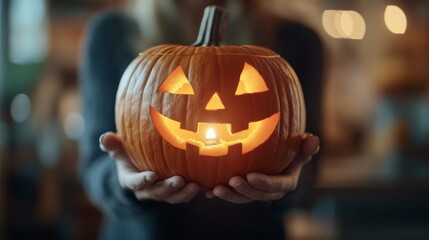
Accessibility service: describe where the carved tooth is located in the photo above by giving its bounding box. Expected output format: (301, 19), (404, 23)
(185, 142), (200, 156)
(228, 143), (243, 156)
(230, 121), (249, 134)
(181, 120), (199, 133)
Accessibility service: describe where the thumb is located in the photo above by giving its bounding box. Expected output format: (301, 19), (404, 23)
(99, 132), (121, 151)
(284, 134), (319, 175)
(99, 132), (128, 161)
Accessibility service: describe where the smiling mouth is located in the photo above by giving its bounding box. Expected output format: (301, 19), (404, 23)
(150, 107), (280, 157)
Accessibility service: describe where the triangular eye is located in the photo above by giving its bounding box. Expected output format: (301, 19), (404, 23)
(158, 66), (195, 95)
(235, 62), (269, 95)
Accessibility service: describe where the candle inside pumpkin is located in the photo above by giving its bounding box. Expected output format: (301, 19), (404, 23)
(205, 128), (220, 145)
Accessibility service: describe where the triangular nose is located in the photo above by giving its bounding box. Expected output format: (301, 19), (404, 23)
(205, 92), (225, 110)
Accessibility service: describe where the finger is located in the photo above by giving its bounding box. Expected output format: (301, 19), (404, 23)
(246, 173), (297, 193)
(301, 134), (320, 156)
(285, 135), (320, 175)
(119, 171), (158, 191)
(212, 185), (252, 204)
(99, 132), (129, 161)
(164, 182), (200, 204)
(205, 191), (215, 199)
(99, 132), (121, 151)
(244, 135), (319, 193)
(135, 176), (185, 201)
(229, 176), (285, 201)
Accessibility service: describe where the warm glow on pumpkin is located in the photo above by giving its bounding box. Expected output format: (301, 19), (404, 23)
(116, 5), (306, 188)
(235, 62), (269, 95)
(205, 92), (225, 110)
(158, 65), (195, 95)
(150, 107), (280, 157)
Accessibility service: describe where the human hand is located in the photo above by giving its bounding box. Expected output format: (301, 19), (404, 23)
(206, 134), (320, 204)
(99, 132), (200, 204)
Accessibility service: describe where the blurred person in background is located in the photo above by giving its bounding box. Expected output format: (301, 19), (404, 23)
(79, 0), (323, 239)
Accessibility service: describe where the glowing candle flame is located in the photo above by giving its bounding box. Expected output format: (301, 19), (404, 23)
(206, 128), (216, 139)
(205, 128), (219, 145)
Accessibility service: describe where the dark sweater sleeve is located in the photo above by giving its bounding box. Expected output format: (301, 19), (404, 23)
(78, 12), (157, 217)
(276, 22), (324, 140)
(269, 21), (325, 212)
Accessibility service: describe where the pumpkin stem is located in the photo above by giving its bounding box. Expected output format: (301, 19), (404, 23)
(192, 5), (227, 47)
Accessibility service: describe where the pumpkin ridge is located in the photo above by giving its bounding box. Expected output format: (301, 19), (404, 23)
(288, 61), (306, 133)
(182, 55), (193, 180)
(194, 48), (203, 182)
(272, 59), (290, 172)
(139, 54), (167, 173)
(134, 57), (155, 170)
(256, 58), (281, 173)
(117, 58), (145, 170)
(116, 57), (144, 140)
(172, 54), (191, 178)
(201, 46), (214, 181)
(185, 51), (197, 183)
(274, 60), (287, 172)
(123, 58), (144, 167)
(283, 60), (302, 135)
(283, 59), (297, 170)
(213, 46), (225, 185)
(133, 56), (158, 170)
(124, 59), (147, 168)
(283, 59), (300, 169)
(151, 56), (180, 177)
(245, 58), (260, 173)
(134, 58), (149, 170)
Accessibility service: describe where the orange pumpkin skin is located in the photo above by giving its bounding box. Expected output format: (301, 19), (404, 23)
(115, 7), (305, 188)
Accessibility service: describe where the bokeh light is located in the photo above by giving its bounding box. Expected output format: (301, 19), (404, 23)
(63, 111), (85, 140)
(344, 11), (366, 39)
(322, 10), (343, 38)
(384, 5), (407, 34)
(9, 0), (47, 64)
(10, 93), (31, 123)
(323, 10), (366, 39)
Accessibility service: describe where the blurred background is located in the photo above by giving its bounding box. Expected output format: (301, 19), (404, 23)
(0, 0), (428, 239)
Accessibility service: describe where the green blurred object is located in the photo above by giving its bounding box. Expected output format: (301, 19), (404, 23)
(0, 0), (47, 102)
(2, 63), (45, 99)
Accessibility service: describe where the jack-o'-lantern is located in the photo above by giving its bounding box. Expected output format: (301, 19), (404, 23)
(115, 6), (305, 188)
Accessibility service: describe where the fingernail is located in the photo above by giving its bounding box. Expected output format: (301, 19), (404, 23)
(99, 134), (106, 143)
(314, 137), (320, 154)
(171, 181), (181, 188)
(229, 179), (241, 188)
(99, 134), (106, 151)
(314, 145), (320, 155)
(188, 184), (199, 192)
(205, 193), (215, 199)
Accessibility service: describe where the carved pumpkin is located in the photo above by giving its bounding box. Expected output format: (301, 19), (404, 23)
(115, 6), (305, 188)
